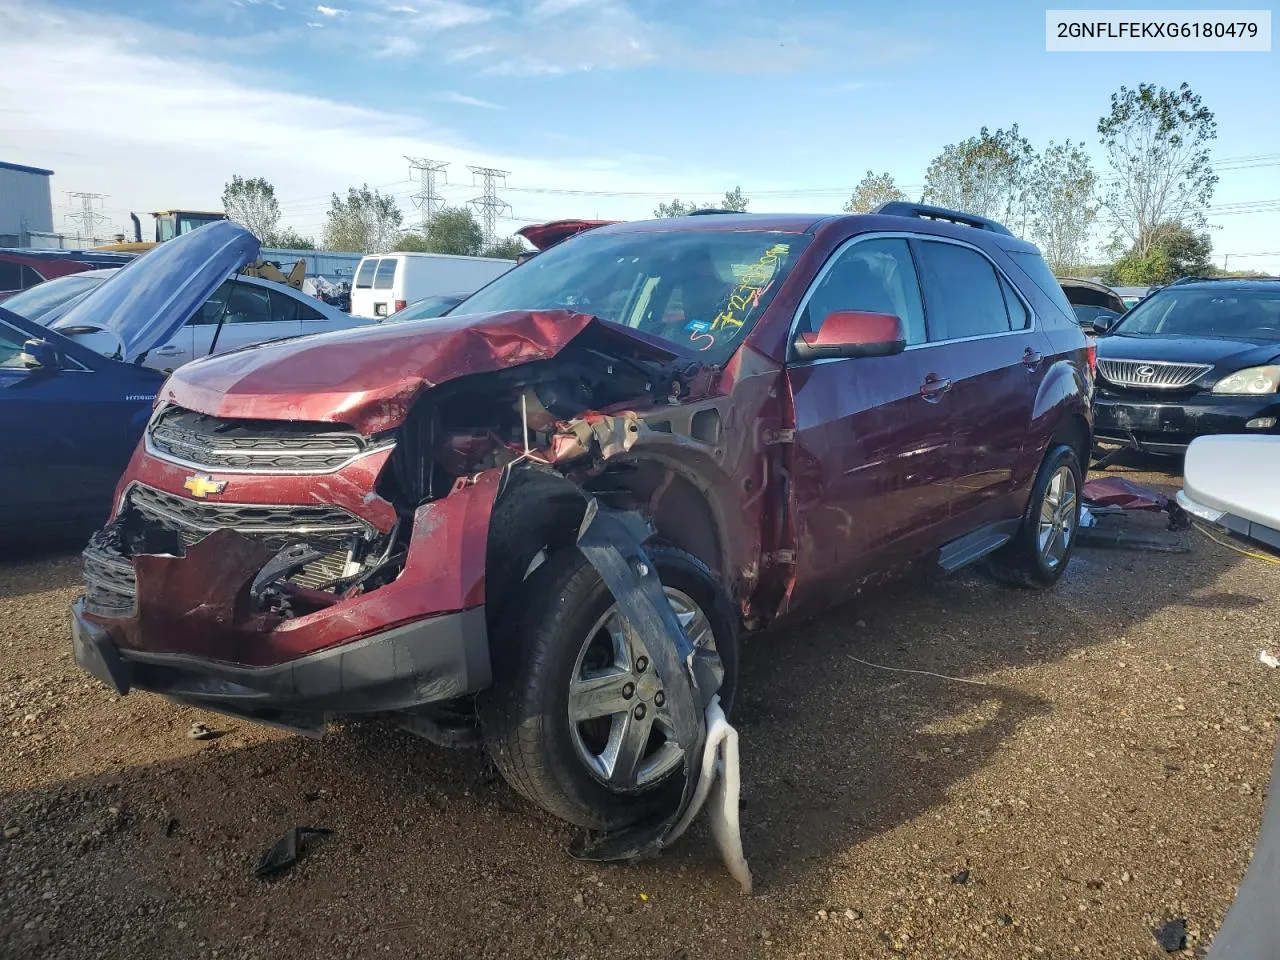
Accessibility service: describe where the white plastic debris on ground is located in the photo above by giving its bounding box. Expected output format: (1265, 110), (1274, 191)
(1260, 650), (1280, 669)
(1079, 505), (1097, 528)
(666, 695), (752, 895)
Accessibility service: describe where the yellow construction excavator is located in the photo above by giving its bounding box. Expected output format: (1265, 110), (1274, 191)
(97, 210), (306, 289)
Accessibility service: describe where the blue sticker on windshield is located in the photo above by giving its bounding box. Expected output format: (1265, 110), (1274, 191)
(685, 320), (712, 334)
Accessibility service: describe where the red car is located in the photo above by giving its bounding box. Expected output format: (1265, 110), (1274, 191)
(0, 249), (134, 301)
(73, 204), (1091, 831)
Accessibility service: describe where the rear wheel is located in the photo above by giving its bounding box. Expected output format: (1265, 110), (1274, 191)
(983, 443), (1082, 588)
(480, 544), (738, 830)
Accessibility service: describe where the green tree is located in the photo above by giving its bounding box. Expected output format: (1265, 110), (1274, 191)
(393, 231), (432, 253)
(422, 207), (484, 255)
(720, 186), (750, 212)
(843, 171), (908, 213)
(1097, 82), (1218, 258)
(222, 175), (280, 241)
(263, 227), (316, 250)
(481, 236), (530, 260)
(922, 125), (1033, 227)
(654, 198), (698, 218)
(322, 184), (403, 253)
(1107, 221), (1214, 285)
(654, 186), (749, 218)
(1025, 141), (1100, 273)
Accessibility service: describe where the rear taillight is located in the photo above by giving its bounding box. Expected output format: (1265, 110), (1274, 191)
(394, 299), (407, 312)
(1085, 340), (1097, 375)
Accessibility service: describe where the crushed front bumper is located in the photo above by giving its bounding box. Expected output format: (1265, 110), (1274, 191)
(1093, 392), (1280, 453)
(72, 597), (491, 733)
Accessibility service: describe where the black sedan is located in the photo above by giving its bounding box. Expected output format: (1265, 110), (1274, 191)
(1092, 277), (1280, 455)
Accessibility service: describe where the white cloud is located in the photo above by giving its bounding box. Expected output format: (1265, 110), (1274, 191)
(315, 5), (348, 16)
(436, 91), (502, 109)
(307, 20), (324, 27)
(0, 1), (754, 238)
(530, 0), (595, 17)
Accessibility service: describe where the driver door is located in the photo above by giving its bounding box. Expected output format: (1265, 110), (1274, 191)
(782, 236), (956, 613)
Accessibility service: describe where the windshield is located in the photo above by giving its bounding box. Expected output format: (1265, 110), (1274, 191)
(1114, 286), (1280, 340)
(1, 273), (107, 323)
(383, 294), (463, 323)
(455, 228), (812, 359)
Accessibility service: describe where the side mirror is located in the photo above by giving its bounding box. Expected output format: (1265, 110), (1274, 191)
(1089, 312), (1120, 335)
(20, 339), (60, 371)
(793, 310), (906, 361)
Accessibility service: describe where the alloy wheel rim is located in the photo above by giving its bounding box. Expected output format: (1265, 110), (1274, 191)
(567, 587), (715, 790)
(1037, 465), (1077, 570)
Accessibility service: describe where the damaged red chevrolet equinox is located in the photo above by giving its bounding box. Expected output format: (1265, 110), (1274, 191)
(73, 204), (1091, 832)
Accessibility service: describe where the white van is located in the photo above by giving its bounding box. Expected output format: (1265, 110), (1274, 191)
(350, 252), (516, 319)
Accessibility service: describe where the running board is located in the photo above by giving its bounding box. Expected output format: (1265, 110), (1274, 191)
(937, 519), (1021, 572)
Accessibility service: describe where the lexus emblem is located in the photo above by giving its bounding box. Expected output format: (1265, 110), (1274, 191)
(1134, 365), (1156, 379)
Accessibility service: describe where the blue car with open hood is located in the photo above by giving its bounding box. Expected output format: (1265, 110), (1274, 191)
(0, 221), (260, 536)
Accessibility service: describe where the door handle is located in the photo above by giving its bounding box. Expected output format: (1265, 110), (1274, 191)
(153, 345), (183, 356)
(1022, 347), (1043, 368)
(920, 373), (952, 402)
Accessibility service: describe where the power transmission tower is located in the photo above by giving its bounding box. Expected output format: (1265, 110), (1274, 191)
(467, 166), (511, 246)
(64, 191), (110, 246)
(405, 157), (449, 229)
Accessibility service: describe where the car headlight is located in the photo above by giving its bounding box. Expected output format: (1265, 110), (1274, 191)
(1212, 365), (1280, 395)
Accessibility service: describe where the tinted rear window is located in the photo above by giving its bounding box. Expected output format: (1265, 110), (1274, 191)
(1009, 251), (1076, 323)
(354, 258), (377, 289)
(915, 240), (1011, 340)
(374, 258), (397, 290)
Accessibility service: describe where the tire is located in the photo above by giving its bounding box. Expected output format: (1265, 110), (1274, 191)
(479, 543), (739, 830)
(983, 443), (1083, 589)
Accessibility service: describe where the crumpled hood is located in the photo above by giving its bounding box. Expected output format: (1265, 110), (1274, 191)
(159, 308), (680, 435)
(51, 221), (259, 363)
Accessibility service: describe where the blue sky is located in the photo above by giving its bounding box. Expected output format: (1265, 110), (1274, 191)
(1, 0), (1277, 269)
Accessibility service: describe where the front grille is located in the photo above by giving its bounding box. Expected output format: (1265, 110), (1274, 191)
(1097, 359), (1212, 390)
(127, 484), (369, 540)
(148, 407), (385, 473)
(82, 538), (137, 617)
(124, 483), (375, 593)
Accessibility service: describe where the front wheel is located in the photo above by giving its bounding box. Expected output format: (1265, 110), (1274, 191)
(480, 544), (739, 830)
(983, 443), (1082, 588)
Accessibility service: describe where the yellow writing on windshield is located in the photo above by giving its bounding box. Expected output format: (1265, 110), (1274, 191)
(708, 243), (790, 340)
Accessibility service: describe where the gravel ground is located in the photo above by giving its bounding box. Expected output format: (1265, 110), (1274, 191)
(2, 461), (1278, 960)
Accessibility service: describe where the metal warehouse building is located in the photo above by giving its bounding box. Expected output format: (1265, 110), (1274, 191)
(0, 160), (55, 247)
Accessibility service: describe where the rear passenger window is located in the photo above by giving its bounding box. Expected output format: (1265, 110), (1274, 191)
(373, 258), (397, 290)
(354, 258), (377, 289)
(798, 237), (927, 346)
(915, 241), (1010, 341)
(268, 289), (301, 322)
(998, 274), (1031, 330)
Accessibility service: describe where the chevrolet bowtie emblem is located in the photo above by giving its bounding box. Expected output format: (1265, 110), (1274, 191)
(183, 474), (226, 499)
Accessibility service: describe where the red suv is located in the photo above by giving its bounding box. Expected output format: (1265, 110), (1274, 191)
(73, 205), (1091, 831)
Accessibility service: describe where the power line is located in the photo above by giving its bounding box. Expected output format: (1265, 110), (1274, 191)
(467, 166), (511, 245)
(405, 157), (449, 229)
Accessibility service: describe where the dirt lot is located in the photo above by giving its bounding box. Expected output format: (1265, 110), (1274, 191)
(2, 461), (1278, 960)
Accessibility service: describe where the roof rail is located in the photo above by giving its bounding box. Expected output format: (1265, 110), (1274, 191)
(872, 201), (1015, 238)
